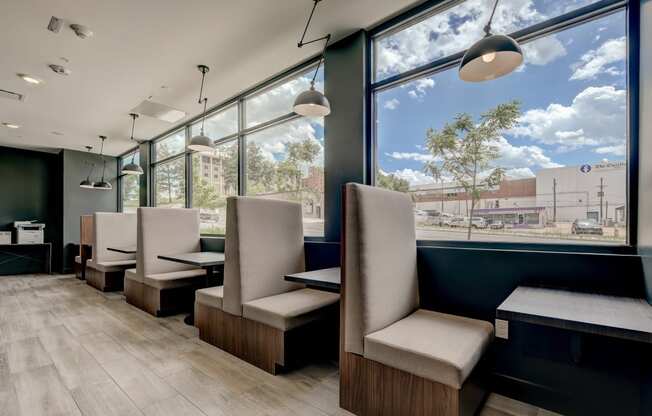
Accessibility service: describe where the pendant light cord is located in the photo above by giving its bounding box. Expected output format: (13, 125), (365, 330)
(99, 136), (107, 181)
(484, 0), (500, 36)
(196, 66), (209, 134)
(297, 0), (331, 88)
(129, 114), (138, 164)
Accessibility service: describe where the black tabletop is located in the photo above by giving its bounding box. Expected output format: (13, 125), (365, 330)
(497, 286), (652, 344)
(158, 251), (225, 267)
(285, 267), (341, 291)
(107, 246), (137, 254)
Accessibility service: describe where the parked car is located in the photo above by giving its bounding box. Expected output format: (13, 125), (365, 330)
(451, 217), (487, 229)
(434, 212), (455, 226)
(489, 220), (505, 230)
(571, 218), (603, 235)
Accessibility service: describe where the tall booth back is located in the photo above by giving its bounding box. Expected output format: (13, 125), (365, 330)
(93, 213), (137, 263)
(223, 197), (305, 316)
(343, 183), (419, 355)
(137, 207), (201, 276)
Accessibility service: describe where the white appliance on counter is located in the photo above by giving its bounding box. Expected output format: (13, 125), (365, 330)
(14, 221), (46, 244)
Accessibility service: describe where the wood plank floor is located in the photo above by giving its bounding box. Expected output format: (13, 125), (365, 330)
(0, 274), (561, 416)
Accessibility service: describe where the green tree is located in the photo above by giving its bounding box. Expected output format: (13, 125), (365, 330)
(246, 141), (276, 194)
(424, 101), (520, 240)
(278, 139), (321, 196)
(376, 171), (410, 193)
(192, 156), (221, 210)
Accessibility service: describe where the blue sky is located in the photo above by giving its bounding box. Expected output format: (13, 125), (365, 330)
(375, 3), (627, 186)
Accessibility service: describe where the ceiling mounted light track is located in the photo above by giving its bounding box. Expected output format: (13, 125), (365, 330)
(121, 113), (143, 175)
(459, 0), (523, 82)
(293, 0), (331, 117)
(187, 65), (215, 153)
(93, 135), (112, 190)
(79, 146), (95, 189)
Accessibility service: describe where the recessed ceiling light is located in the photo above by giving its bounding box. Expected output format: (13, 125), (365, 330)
(51, 131), (64, 136)
(17, 73), (44, 85)
(2, 122), (20, 129)
(48, 64), (71, 76)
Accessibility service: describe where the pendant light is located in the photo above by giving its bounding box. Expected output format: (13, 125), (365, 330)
(293, 0), (331, 117)
(121, 113), (143, 175)
(93, 135), (112, 190)
(79, 146), (95, 189)
(459, 0), (523, 82)
(187, 65), (214, 153)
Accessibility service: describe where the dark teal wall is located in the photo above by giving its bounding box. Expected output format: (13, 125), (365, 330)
(0, 146), (62, 271)
(61, 149), (118, 272)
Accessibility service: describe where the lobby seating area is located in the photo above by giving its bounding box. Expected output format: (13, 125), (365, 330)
(1, 0), (651, 415)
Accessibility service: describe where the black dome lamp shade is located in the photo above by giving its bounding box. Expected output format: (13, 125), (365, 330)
(93, 135), (113, 190)
(459, 0), (523, 82)
(79, 145), (95, 189)
(293, 0), (331, 117)
(121, 113), (144, 175)
(188, 65), (215, 153)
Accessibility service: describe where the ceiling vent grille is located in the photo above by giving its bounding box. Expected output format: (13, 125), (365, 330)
(0, 89), (24, 102)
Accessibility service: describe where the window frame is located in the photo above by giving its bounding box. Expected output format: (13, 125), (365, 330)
(144, 59), (325, 237)
(367, 0), (639, 253)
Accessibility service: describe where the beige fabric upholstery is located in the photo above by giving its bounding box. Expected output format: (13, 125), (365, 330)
(242, 288), (339, 331)
(93, 213), (137, 263)
(343, 183), (419, 354)
(124, 268), (142, 283)
(196, 286), (224, 309)
(143, 269), (206, 289)
(364, 309), (494, 389)
(137, 207), (203, 279)
(223, 197), (305, 316)
(87, 259), (136, 273)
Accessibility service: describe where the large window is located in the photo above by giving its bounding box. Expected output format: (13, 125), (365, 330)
(373, 1), (630, 246)
(119, 151), (140, 213)
(153, 131), (186, 208)
(149, 63), (325, 236)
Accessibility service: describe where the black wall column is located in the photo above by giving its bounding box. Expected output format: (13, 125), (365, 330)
(139, 141), (151, 208)
(323, 30), (368, 242)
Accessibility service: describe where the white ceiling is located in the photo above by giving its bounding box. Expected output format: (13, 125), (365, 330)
(0, 0), (422, 156)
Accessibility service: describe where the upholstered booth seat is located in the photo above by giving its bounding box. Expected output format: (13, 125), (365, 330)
(242, 288), (340, 331)
(363, 309), (493, 389)
(196, 286), (223, 309)
(143, 269), (206, 289)
(86, 259), (136, 273)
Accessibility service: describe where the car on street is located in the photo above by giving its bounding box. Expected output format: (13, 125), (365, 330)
(571, 218), (603, 235)
(451, 216), (487, 229)
(489, 220), (505, 230)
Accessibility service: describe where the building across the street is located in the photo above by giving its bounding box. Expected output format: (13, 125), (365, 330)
(411, 161), (626, 227)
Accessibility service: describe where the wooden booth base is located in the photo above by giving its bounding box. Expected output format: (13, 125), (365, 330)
(339, 351), (487, 416)
(86, 268), (125, 292)
(195, 302), (339, 375)
(125, 278), (199, 317)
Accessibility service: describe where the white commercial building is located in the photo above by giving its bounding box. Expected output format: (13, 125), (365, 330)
(536, 161), (626, 224)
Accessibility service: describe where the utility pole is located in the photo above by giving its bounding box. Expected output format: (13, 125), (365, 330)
(597, 177), (606, 224)
(552, 178), (557, 223)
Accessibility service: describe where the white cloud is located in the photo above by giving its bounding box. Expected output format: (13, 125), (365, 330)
(386, 151), (437, 163)
(521, 35), (567, 66)
(570, 37), (626, 81)
(376, 0), (549, 78)
(595, 144), (626, 156)
(251, 118), (323, 164)
(384, 98), (400, 110)
(406, 78), (435, 99)
(504, 167), (535, 179)
(390, 168), (436, 186)
(492, 136), (563, 169)
(512, 85), (626, 150)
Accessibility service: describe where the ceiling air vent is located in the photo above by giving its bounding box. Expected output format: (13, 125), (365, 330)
(131, 100), (186, 123)
(0, 89), (24, 102)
